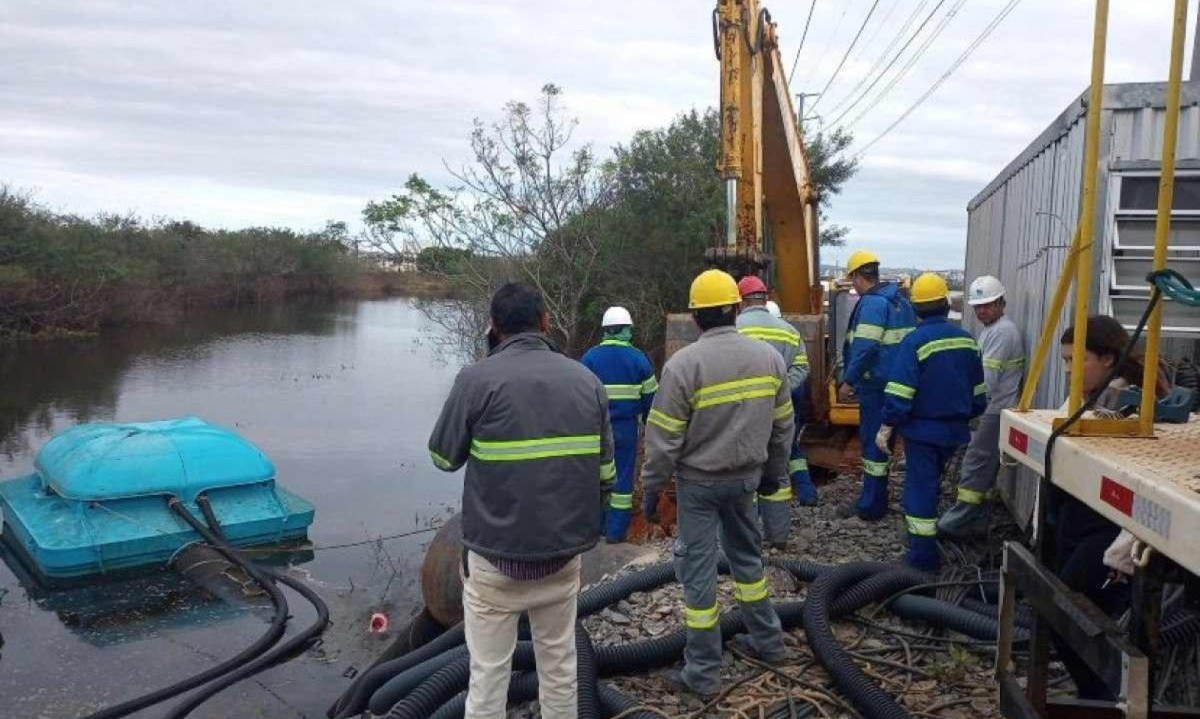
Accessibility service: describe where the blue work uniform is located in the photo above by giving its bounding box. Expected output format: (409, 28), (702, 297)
(842, 282), (916, 520)
(882, 313), (987, 570)
(581, 338), (657, 541)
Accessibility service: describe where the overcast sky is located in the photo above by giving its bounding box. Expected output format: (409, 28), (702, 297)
(3, 0), (1196, 269)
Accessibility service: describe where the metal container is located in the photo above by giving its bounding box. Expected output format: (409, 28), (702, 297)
(965, 82), (1200, 527)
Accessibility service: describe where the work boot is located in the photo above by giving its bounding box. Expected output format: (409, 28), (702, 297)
(937, 502), (989, 539)
(729, 634), (796, 666)
(664, 669), (719, 700)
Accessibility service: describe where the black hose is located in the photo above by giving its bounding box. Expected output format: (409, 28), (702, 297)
(803, 562), (916, 719)
(417, 625), (600, 719)
(598, 683), (668, 719)
(162, 500), (331, 719)
(577, 622), (601, 719)
(368, 645), (470, 714)
(959, 597), (1034, 629)
(339, 561), (682, 719)
(427, 672), (540, 719)
(333, 624), (468, 718)
(1162, 611), (1200, 648)
(77, 501), (290, 719)
(384, 655), (472, 719)
(890, 595), (1029, 642)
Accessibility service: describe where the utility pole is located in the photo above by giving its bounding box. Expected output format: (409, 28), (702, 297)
(1192, 3), (1199, 80)
(795, 93), (819, 133)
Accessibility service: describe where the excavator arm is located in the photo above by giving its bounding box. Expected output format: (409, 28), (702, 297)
(712, 0), (822, 316)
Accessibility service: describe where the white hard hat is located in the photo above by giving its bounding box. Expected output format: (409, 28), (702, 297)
(967, 275), (1006, 306)
(765, 300), (782, 318)
(601, 306), (633, 327)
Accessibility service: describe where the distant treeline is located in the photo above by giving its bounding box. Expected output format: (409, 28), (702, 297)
(0, 188), (450, 337)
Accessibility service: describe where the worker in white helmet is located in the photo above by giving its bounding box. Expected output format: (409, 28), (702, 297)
(581, 306), (658, 542)
(937, 275), (1026, 538)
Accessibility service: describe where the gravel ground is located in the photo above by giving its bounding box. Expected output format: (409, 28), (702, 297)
(507, 457), (1044, 719)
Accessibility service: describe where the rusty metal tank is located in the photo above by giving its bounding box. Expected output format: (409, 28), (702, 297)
(419, 513), (465, 626)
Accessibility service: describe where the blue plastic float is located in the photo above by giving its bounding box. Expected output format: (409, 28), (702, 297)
(0, 417), (314, 581)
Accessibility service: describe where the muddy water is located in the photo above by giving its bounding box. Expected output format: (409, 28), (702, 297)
(0, 298), (467, 718)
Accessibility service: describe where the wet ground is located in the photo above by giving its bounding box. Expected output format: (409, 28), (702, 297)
(0, 298), (468, 718)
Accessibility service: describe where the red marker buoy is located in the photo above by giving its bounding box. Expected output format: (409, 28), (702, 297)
(369, 612), (389, 633)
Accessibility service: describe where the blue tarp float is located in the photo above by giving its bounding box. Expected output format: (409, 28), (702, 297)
(0, 417), (314, 581)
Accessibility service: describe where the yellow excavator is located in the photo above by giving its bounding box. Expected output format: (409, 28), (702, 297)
(666, 0), (858, 472)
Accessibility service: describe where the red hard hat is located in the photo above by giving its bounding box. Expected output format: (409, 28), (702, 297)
(737, 275), (768, 297)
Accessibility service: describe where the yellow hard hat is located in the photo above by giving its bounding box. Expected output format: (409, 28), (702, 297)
(689, 269), (741, 309)
(911, 272), (949, 304)
(845, 250), (880, 276)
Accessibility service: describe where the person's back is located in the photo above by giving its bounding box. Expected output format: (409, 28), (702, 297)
(580, 339), (656, 424)
(429, 283), (613, 719)
(843, 281), (917, 392)
(883, 316), (986, 447)
(645, 327), (790, 482)
(641, 270), (793, 699)
(878, 273), (985, 570)
(442, 333), (610, 559)
(580, 309), (657, 543)
(736, 306), (809, 392)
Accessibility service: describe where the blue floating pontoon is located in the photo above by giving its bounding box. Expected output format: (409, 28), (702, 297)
(0, 417), (315, 581)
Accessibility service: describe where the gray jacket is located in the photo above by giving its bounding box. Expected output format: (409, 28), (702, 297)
(979, 315), (1025, 415)
(428, 333), (614, 561)
(736, 305), (810, 392)
(642, 326), (794, 490)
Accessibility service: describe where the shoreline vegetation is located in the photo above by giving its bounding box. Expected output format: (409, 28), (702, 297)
(0, 187), (457, 340)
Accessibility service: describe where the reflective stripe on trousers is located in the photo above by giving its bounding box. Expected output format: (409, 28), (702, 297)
(902, 438), (956, 571)
(605, 419), (639, 541)
(675, 478), (785, 694)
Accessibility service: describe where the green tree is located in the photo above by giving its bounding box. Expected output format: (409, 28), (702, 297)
(805, 127), (858, 247)
(362, 85), (614, 352)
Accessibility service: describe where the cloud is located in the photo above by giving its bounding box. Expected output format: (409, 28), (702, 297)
(1, 0), (1196, 270)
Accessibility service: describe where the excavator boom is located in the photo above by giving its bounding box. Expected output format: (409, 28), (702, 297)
(712, 0), (822, 315)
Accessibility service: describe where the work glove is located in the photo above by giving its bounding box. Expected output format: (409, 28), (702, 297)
(875, 425), (894, 455)
(1102, 530), (1139, 577)
(642, 490), (661, 525)
(756, 474), (782, 497)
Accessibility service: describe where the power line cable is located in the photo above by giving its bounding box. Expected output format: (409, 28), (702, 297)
(788, 0), (820, 84)
(841, 0), (970, 131)
(826, 0), (948, 126)
(808, 0), (883, 113)
(821, 0), (935, 118)
(855, 0), (1024, 156)
(807, 0), (855, 88)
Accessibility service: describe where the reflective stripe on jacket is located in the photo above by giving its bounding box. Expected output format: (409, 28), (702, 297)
(581, 339), (658, 422)
(736, 306), (809, 393)
(428, 333), (614, 561)
(843, 282), (916, 393)
(881, 314), (987, 446)
(978, 315), (1025, 415)
(641, 326), (793, 491)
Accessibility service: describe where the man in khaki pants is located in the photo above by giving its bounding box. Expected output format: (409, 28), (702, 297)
(429, 282), (615, 719)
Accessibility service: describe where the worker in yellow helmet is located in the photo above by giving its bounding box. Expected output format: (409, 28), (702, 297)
(838, 250), (917, 521)
(641, 269), (793, 697)
(877, 273), (986, 570)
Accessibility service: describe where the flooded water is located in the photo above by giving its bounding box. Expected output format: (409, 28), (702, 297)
(0, 298), (468, 718)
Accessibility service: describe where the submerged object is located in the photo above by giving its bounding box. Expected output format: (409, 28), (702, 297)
(0, 417), (314, 581)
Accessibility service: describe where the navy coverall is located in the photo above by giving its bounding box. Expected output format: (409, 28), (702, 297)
(881, 313), (986, 570)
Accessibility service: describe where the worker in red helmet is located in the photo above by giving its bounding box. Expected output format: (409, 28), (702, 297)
(735, 276), (817, 549)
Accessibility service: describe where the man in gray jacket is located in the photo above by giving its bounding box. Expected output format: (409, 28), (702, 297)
(938, 275), (1025, 538)
(642, 269), (793, 698)
(429, 282), (615, 719)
